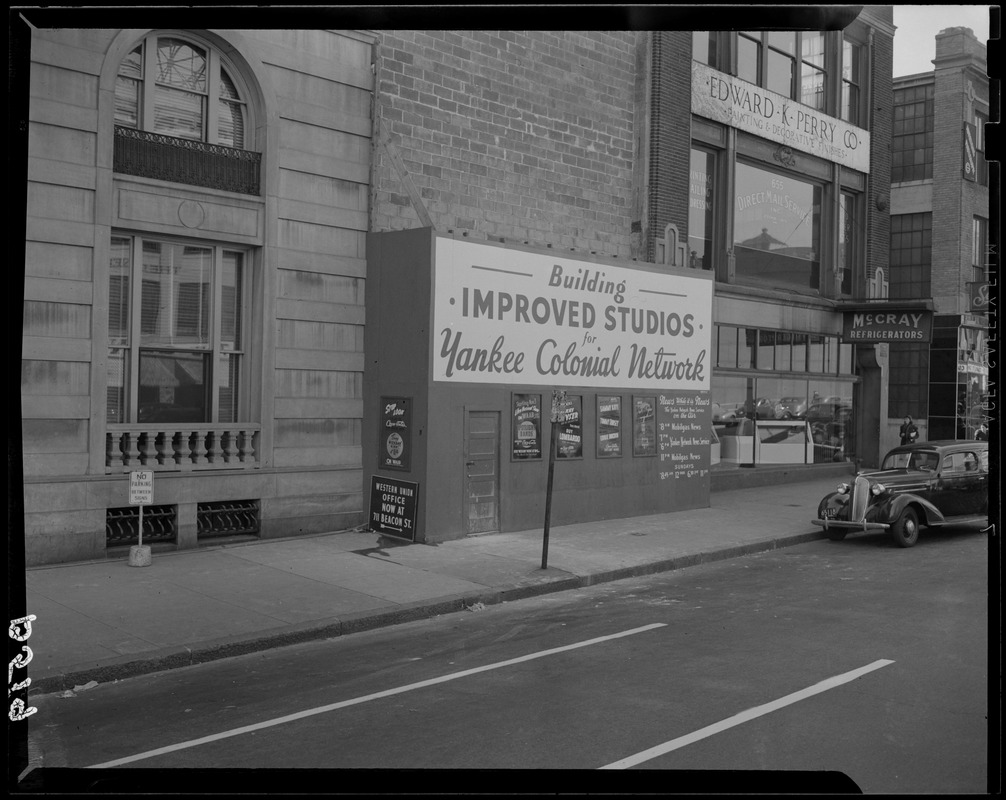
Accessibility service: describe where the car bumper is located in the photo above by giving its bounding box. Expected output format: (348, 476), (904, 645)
(812, 518), (890, 532)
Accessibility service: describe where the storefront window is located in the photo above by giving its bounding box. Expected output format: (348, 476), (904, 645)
(713, 323), (856, 467)
(688, 148), (715, 270)
(808, 381), (853, 463)
(733, 162), (822, 293)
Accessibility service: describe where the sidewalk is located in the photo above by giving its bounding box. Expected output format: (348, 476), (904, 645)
(23, 475), (845, 695)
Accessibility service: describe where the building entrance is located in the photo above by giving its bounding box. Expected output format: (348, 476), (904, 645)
(464, 410), (500, 535)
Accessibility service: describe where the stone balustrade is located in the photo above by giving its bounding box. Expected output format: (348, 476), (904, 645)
(106, 425), (261, 472)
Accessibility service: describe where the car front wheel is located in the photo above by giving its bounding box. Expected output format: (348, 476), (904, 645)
(891, 507), (920, 548)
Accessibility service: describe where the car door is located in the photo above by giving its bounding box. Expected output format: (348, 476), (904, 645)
(956, 448), (988, 517)
(937, 450), (986, 517)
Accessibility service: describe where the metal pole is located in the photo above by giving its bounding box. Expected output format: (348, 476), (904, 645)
(542, 418), (558, 570)
(138, 503), (144, 549)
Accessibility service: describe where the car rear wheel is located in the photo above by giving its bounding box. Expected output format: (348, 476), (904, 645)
(891, 507), (920, 548)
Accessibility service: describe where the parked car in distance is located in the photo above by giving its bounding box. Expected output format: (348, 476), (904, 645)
(776, 396), (808, 419)
(739, 397), (784, 419)
(712, 402), (740, 422)
(811, 440), (989, 547)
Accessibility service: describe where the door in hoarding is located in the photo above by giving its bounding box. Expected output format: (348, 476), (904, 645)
(465, 411), (500, 534)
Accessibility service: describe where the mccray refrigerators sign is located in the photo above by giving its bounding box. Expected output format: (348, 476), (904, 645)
(432, 238), (713, 390)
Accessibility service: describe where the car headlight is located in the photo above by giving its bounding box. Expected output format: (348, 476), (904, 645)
(870, 483), (886, 496)
(836, 483), (850, 494)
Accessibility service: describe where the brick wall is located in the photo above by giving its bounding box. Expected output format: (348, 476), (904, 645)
(372, 31), (640, 260)
(646, 31), (692, 264)
(867, 22), (894, 285)
(930, 27), (989, 313)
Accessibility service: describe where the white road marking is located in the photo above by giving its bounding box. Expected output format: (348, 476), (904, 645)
(599, 658), (895, 770)
(88, 622), (667, 768)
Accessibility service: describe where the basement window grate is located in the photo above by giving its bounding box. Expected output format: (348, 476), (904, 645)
(197, 500), (260, 539)
(106, 505), (177, 546)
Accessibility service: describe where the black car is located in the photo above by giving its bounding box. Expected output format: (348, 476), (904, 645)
(811, 440), (989, 547)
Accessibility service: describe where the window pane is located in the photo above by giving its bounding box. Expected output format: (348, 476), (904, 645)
(693, 31), (715, 65)
(767, 49), (793, 96)
(807, 334), (825, 372)
(218, 68), (245, 148)
(107, 348), (128, 424)
(768, 31), (795, 54)
(114, 76), (140, 128)
(138, 350), (208, 423)
(218, 353), (240, 424)
(109, 237), (131, 346)
(800, 64), (825, 111)
(734, 162), (822, 293)
(153, 84), (205, 140)
(801, 32), (824, 62)
(712, 374), (751, 458)
(156, 37), (207, 92)
(717, 325), (737, 368)
(688, 148), (715, 270)
(756, 329), (775, 371)
(808, 381), (854, 463)
(792, 333), (808, 372)
(221, 251), (242, 349)
(737, 35), (760, 84)
(119, 44), (143, 78)
(140, 241), (213, 347)
(774, 331), (792, 372)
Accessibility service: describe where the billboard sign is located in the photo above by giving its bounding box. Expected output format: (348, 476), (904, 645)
(432, 238), (713, 391)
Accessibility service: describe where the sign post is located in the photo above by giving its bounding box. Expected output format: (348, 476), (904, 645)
(128, 470), (153, 567)
(542, 390), (566, 570)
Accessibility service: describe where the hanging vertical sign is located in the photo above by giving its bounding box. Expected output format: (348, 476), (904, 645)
(963, 122), (977, 182)
(380, 397), (411, 471)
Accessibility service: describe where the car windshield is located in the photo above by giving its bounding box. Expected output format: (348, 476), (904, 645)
(883, 451), (939, 471)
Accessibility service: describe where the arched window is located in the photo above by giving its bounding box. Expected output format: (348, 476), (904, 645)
(115, 33), (249, 149)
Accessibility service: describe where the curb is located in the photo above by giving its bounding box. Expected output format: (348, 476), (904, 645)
(28, 530), (827, 696)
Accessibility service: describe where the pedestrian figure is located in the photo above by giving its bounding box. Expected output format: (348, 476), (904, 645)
(975, 423), (988, 441)
(899, 415), (919, 446)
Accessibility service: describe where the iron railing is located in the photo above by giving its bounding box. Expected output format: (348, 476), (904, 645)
(114, 126), (261, 195)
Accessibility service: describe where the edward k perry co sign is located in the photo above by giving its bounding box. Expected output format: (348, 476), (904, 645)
(432, 237), (713, 390)
(692, 62), (871, 173)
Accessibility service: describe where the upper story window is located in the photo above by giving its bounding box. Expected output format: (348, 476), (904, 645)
(892, 83), (934, 182)
(889, 213), (932, 299)
(115, 34), (249, 149)
(841, 38), (863, 125)
(736, 31), (827, 112)
(733, 160), (822, 294)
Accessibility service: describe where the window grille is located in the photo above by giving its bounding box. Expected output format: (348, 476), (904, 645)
(106, 505), (177, 546)
(197, 500), (260, 538)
